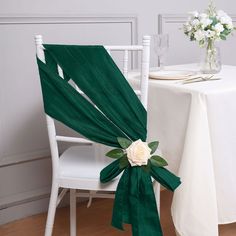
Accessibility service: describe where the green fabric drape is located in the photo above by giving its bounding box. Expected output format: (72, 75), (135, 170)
(100, 162), (181, 236)
(36, 45), (181, 236)
(44, 44), (147, 143)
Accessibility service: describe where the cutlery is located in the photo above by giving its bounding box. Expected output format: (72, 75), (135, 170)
(181, 74), (221, 84)
(182, 77), (221, 84)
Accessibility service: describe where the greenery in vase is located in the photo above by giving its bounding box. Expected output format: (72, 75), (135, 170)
(183, 1), (235, 48)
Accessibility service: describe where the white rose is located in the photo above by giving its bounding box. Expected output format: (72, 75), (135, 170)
(189, 11), (199, 18)
(217, 10), (227, 18)
(214, 23), (224, 33)
(220, 16), (232, 25)
(126, 139), (151, 166)
(205, 30), (215, 38)
(192, 19), (200, 27)
(200, 18), (213, 28)
(194, 30), (205, 41)
(184, 23), (192, 32)
(199, 13), (208, 19)
(226, 22), (234, 30)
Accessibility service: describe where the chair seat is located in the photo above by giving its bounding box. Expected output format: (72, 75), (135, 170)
(58, 145), (119, 190)
(59, 145), (113, 179)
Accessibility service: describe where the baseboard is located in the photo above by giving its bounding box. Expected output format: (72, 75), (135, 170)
(0, 186), (89, 225)
(0, 186), (51, 211)
(0, 194), (50, 225)
(0, 182), (165, 225)
(0, 186), (51, 225)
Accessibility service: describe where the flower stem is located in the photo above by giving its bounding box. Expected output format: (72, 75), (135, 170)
(206, 39), (215, 71)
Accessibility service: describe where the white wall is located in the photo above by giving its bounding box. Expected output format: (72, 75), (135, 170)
(1, 0), (236, 224)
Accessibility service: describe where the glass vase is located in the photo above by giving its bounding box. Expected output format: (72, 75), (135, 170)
(200, 40), (221, 74)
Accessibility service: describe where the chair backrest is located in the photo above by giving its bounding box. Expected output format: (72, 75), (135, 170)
(35, 35), (150, 178)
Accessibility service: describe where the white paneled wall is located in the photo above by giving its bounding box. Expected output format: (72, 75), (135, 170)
(0, 0), (236, 224)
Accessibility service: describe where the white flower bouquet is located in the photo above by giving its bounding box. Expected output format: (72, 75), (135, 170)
(183, 2), (235, 73)
(183, 3), (235, 47)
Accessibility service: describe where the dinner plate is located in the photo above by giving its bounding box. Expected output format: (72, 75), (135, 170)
(149, 70), (195, 80)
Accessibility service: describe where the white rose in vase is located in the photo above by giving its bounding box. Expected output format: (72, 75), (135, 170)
(216, 10), (227, 18)
(189, 11), (199, 18)
(200, 18), (213, 29)
(194, 30), (205, 41)
(205, 30), (215, 38)
(183, 2), (235, 73)
(183, 3), (235, 46)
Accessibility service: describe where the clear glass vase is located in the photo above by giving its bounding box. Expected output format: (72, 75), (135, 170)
(200, 40), (221, 74)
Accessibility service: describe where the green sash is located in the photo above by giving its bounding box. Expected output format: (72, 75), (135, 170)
(36, 44), (181, 235)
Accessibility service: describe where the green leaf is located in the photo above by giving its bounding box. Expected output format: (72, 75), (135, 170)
(148, 141), (159, 154)
(119, 155), (129, 169)
(150, 155), (168, 167)
(210, 16), (218, 26)
(220, 34), (226, 40)
(222, 29), (230, 36)
(106, 149), (124, 159)
(117, 137), (132, 149)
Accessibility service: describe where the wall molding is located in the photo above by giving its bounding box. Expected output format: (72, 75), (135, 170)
(0, 14), (138, 167)
(0, 185), (50, 225)
(0, 186), (51, 211)
(0, 15), (138, 45)
(0, 150), (50, 168)
(158, 13), (236, 33)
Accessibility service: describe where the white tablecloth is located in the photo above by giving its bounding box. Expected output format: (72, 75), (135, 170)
(129, 65), (236, 236)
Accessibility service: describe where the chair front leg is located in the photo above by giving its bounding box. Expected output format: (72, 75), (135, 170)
(70, 189), (77, 236)
(153, 180), (161, 214)
(45, 181), (59, 236)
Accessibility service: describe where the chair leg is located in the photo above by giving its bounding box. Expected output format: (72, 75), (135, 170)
(153, 180), (161, 214)
(45, 181), (59, 236)
(70, 189), (77, 236)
